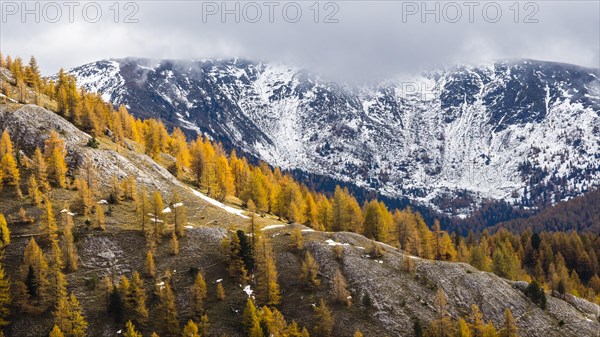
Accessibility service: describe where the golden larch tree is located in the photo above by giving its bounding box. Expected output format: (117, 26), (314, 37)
(137, 186), (149, 234)
(182, 320), (200, 337)
(150, 191), (164, 242)
(48, 239), (67, 305)
(77, 156), (98, 196)
(191, 272), (207, 319)
(331, 269), (351, 306)
(1, 153), (20, 189)
(242, 298), (259, 333)
(75, 178), (93, 216)
(52, 293), (87, 337)
(27, 176), (42, 206)
(0, 214), (9, 248)
(125, 272), (149, 324)
(0, 261), (11, 330)
(300, 251), (320, 287)
(49, 326), (65, 337)
(499, 308), (518, 337)
(291, 227), (304, 250)
(171, 232), (179, 256)
(144, 250), (155, 278)
(18, 238), (50, 308)
(216, 283), (225, 301)
(159, 283), (179, 336)
(0, 130), (13, 159)
(43, 198), (58, 241)
(123, 321), (142, 337)
(313, 298), (333, 337)
(122, 175), (137, 202)
(32, 147), (50, 193)
(44, 131), (68, 188)
(255, 236), (280, 305)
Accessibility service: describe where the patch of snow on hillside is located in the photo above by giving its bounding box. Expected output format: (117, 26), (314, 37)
(189, 188), (249, 218)
(261, 224), (285, 231)
(325, 239), (350, 246)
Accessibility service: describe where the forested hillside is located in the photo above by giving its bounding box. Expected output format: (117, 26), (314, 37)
(494, 189), (600, 233)
(0, 53), (599, 337)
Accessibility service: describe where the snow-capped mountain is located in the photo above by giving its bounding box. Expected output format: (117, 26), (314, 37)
(67, 58), (600, 214)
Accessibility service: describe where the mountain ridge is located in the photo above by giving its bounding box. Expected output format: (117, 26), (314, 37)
(66, 57), (600, 216)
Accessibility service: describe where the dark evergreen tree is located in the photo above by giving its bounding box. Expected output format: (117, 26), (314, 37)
(524, 280), (547, 309)
(237, 230), (254, 273)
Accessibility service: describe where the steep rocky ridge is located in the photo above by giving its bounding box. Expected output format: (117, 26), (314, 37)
(67, 58), (600, 215)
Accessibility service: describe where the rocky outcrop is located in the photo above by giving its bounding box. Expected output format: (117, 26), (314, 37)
(300, 230), (600, 337)
(0, 104), (180, 193)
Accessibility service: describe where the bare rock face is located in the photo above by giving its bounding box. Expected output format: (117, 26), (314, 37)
(0, 104), (89, 149)
(304, 231), (600, 337)
(79, 236), (125, 270)
(0, 104), (181, 193)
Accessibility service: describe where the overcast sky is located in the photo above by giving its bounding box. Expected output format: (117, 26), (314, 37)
(1, 0), (599, 81)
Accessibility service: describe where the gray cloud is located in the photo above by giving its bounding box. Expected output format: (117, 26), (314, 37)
(1, 0), (598, 81)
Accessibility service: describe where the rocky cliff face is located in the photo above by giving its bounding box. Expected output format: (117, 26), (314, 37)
(67, 58), (600, 215)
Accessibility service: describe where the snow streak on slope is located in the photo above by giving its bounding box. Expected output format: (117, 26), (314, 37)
(188, 187), (249, 219)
